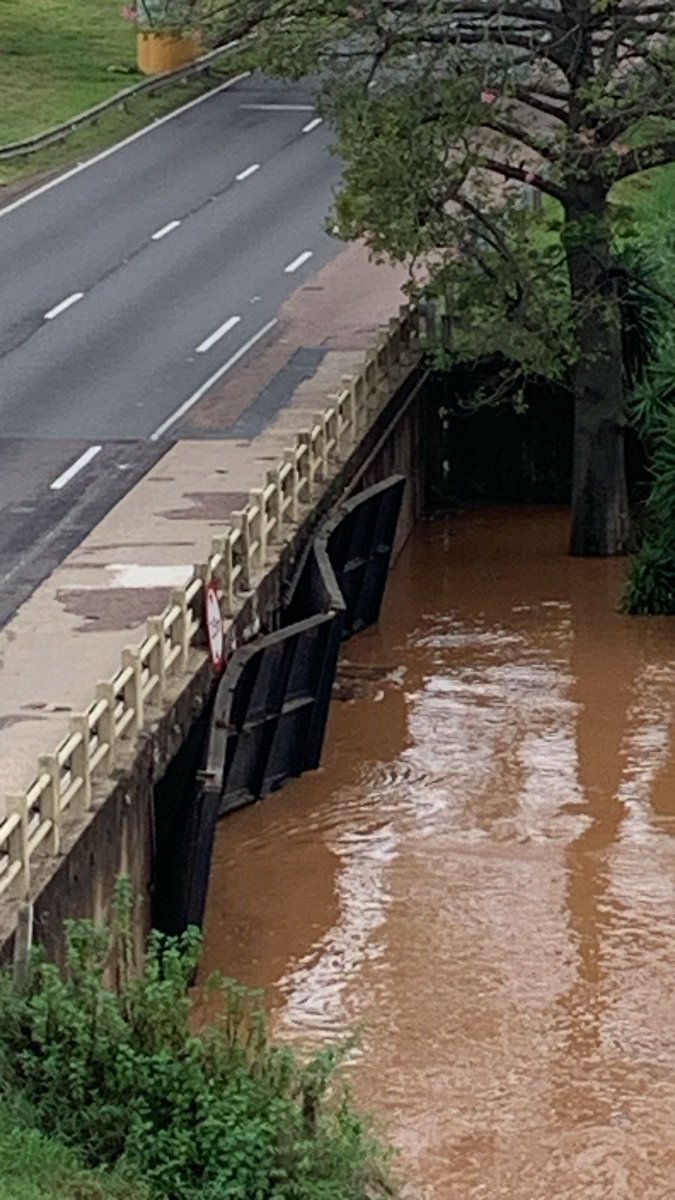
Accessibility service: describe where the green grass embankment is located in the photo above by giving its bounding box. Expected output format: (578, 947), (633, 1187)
(0, 0), (231, 189)
(1, 0), (138, 143)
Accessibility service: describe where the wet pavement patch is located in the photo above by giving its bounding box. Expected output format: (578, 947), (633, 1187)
(182, 348), (327, 441)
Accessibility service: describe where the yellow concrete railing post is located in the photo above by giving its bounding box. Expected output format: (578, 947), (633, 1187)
(147, 617), (167, 700)
(95, 681), (117, 772)
(170, 590), (191, 673)
(122, 647), (144, 733)
(250, 488), (267, 569)
(37, 755), (61, 856)
(283, 449), (300, 523)
(6, 801), (30, 901)
(69, 715), (93, 812)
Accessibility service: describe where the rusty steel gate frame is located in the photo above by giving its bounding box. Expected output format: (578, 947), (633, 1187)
(154, 475), (405, 934)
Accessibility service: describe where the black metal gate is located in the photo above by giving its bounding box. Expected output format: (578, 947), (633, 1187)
(205, 610), (342, 818)
(154, 474), (406, 934)
(323, 475), (406, 638)
(205, 473), (405, 818)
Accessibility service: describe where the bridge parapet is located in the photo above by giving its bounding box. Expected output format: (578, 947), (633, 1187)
(0, 305), (423, 914)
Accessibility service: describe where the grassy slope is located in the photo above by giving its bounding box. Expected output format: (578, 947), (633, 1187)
(615, 161), (675, 264)
(1, 0), (139, 143)
(538, 162), (675, 279)
(0, 0), (234, 188)
(0, 1100), (146, 1200)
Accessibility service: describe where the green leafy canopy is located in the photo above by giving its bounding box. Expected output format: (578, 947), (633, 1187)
(223, 0), (674, 388)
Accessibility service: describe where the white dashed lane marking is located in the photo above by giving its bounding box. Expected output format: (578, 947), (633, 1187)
(44, 292), (84, 320)
(284, 250), (313, 274)
(50, 445), (102, 490)
(152, 220), (181, 240)
(195, 314), (242, 354)
(150, 318), (279, 442)
(236, 163), (260, 181)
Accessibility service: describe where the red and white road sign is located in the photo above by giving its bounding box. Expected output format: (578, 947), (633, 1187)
(204, 579), (224, 672)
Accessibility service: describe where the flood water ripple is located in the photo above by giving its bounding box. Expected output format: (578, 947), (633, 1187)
(200, 507), (675, 1199)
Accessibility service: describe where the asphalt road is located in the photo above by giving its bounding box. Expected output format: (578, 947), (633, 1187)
(0, 71), (344, 624)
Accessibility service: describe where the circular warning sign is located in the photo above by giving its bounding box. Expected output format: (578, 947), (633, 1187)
(204, 579), (224, 673)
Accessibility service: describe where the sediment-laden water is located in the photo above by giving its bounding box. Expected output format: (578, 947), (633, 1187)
(200, 507), (675, 1199)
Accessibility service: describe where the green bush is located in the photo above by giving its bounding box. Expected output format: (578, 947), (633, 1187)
(623, 532), (675, 614)
(618, 173), (675, 614)
(0, 884), (393, 1200)
(624, 331), (675, 614)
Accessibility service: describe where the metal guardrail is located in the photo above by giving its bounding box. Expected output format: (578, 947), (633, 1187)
(0, 306), (425, 904)
(0, 41), (241, 162)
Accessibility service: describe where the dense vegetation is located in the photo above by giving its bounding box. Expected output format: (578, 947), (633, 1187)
(621, 165), (675, 613)
(0, 884), (394, 1200)
(220, 0), (675, 559)
(0, 1096), (147, 1200)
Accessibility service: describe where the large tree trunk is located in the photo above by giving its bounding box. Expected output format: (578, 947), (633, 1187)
(565, 186), (629, 556)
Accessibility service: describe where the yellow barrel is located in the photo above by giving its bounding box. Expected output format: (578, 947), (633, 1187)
(137, 31), (200, 75)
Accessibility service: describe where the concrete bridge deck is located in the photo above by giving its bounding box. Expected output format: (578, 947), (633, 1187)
(0, 242), (406, 813)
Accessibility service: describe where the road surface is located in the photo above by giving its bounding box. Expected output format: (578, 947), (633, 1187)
(0, 71), (344, 626)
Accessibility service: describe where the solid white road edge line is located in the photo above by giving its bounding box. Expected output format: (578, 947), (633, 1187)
(235, 163), (260, 181)
(152, 219), (181, 240)
(302, 117), (323, 133)
(0, 65), (250, 220)
(284, 250), (313, 274)
(196, 314), (241, 354)
(44, 291), (84, 320)
(50, 445), (102, 490)
(150, 317), (279, 442)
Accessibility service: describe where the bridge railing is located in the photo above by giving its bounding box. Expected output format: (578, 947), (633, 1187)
(0, 304), (423, 904)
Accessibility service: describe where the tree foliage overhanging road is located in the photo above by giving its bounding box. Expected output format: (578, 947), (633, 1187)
(221, 0), (675, 556)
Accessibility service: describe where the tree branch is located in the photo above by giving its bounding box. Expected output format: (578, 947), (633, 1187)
(479, 116), (559, 162)
(410, 24), (569, 61)
(513, 86), (569, 122)
(614, 2), (675, 14)
(381, 0), (562, 22)
(614, 136), (675, 180)
(454, 193), (523, 271)
(436, 1), (563, 24)
(481, 156), (567, 200)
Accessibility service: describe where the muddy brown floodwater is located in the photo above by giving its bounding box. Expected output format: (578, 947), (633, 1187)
(199, 507), (675, 1199)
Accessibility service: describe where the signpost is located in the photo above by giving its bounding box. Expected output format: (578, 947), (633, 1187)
(204, 579), (224, 673)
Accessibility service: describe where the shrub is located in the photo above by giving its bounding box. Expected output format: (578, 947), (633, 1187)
(0, 1096), (148, 1200)
(624, 341), (675, 613)
(0, 882), (394, 1200)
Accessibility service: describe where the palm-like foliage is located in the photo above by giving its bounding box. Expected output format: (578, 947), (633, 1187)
(624, 314), (675, 614)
